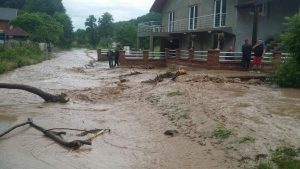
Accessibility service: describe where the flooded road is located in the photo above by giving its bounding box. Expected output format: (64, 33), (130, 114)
(0, 49), (300, 169)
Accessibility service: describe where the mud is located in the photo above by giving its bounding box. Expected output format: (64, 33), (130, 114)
(0, 48), (300, 169)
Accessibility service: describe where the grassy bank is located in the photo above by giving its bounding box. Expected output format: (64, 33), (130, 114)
(0, 44), (46, 74)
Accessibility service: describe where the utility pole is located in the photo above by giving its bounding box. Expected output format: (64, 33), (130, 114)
(252, 4), (260, 45)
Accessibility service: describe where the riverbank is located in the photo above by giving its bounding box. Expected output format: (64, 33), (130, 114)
(0, 44), (47, 74)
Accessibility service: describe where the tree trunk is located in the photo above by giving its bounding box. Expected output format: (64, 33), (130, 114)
(0, 83), (69, 103)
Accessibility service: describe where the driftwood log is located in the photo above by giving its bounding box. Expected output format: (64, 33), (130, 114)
(0, 83), (69, 103)
(0, 118), (110, 149)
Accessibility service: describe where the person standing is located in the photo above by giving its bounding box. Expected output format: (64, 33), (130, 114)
(252, 40), (265, 73)
(114, 48), (120, 67)
(107, 49), (114, 68)
(241, 39), (252, 70)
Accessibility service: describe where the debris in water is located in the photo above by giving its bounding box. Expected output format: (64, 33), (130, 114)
(164, 130), (179, 137)
(142, 72), (179, 84)
(0, 118), (110, 149)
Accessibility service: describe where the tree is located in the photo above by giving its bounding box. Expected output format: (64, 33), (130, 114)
(23, 0), (65, 15)
(274, 14), (300, 88)
(98, 12), (114, 38)
(85, 15), (98, 47)
(53, 12), (73, 48)
(74, 29), (87, 45)
(114, 21), (137, 47)
(130, 12), (161, 25)
(10, 13), (63, 44)
(0, 0), (26, 9)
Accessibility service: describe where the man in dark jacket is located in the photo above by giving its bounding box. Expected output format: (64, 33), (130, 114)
(114, 48), (120, 67)
(241, 39), (252, 70)
(107, 49), (114, 68)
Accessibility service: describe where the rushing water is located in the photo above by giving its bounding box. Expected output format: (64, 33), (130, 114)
(0, 49), (299, 169)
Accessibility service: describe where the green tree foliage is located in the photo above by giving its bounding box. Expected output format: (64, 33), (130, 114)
(23, 0), (65, 15)
(10, 13), (63, 44)
(85, 15), (98, 47)
(0, 0), (26, 9)
(74, 29), (87, 45)
(98, 12), (114, 38)
(130, 12), (161, 25)
(114, 21), (137, 47)
(53, 12), (73, 48)
(274, 14), (300, 88)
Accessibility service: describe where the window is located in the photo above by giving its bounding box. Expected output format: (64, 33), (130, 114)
(214, 0), (226, 27)
(168, 11), (174, 32)
(189, 5), (198, 30)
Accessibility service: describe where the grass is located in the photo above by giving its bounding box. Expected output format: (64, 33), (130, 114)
(239, 136), (256, 143)
(167, 90), (184, 97)
(257, 162), (273, 169)
(213, 126), (232, 139)
(146, 95), (161, 105)
(0, 45), (46, 74)
(256, 146), (300, 169)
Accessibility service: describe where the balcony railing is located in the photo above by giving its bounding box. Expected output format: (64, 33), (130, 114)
(138, 13), (229, 35)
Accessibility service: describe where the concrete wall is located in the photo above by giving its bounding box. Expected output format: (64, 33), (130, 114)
(234, 0), (300, 51)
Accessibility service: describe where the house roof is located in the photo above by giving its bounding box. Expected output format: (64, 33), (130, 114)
(0, 7), (18, 21)
(5, 27), (28, 37)
(150, 0), (168, 13)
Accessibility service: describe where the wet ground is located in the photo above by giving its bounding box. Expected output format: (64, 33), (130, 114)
(0, 49), (300, 169)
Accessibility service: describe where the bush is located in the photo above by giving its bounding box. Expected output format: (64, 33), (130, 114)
(275, 14), (300, 88)
(0, 44), (45, 73)
(274, 58), (300, 87)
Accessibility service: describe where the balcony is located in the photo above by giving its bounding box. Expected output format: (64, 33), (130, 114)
(138, 13), (232, 37)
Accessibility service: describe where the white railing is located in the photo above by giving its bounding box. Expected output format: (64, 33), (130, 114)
(101, 49), (109, 55)
(125, 50), (143, 59)
(194, 51), (208, 61)
(138, 13), (230, 34)
(149, 52), (165, 59)
(281, 53), (290, 62)
(219, 52), (287, 63)
(138, 21), (164, 34)
(180, 50), (189, 59)
(168, 50), (177, 58)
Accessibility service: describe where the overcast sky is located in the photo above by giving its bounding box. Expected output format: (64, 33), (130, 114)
(62, 0), (155, 30)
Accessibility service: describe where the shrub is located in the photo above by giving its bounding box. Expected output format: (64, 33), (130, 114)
(275, 14), (300, 88)
(0, 44), (45, 73)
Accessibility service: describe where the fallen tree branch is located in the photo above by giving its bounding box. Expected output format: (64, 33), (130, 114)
(0, 118), (109, 149)
(0, 83), (69, 103)
(0, 121), (31, 137)
(119, 71), (142, 77)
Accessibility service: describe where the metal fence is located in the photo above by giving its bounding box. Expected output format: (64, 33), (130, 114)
(168, 50), (177, 58)
(194, 51), (208, 61)
(125, 51), (143, 59)
(219, 52), (285, 63)
(149, 52), (165, 59)
(180, 50), (189, 59)
(138, 13), (231, 34)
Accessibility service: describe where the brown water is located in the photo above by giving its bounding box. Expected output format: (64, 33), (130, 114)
(0, 49), (300, 169)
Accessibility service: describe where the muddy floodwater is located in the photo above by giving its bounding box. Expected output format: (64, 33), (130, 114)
(0, 49), (300, 169)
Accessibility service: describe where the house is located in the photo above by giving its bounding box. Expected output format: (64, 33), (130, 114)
(0, 7), (28, 43)
(137, 0), (300, 51)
